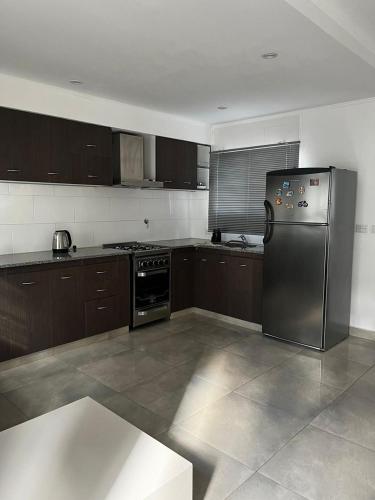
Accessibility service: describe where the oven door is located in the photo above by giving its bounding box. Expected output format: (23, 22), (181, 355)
(134, 268), (170, 310)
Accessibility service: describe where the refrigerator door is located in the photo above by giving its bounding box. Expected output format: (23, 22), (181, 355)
(262, 223), (328, 348)
(265, 171), (331, 224)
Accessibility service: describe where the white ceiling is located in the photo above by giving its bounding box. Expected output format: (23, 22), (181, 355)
(1, 0), (375, 124)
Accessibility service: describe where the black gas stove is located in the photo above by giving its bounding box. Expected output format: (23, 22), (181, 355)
(103, 241), (171, 328)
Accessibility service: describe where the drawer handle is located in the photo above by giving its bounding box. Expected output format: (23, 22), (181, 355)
(163, 180), (173, 183)
(183, 258), (189, 262)
(87, 174), (99, 179)
(96, 271), (107, 275)
(7, 169), (21, 173)
(48, 172), (59, 176)
(219, 261), (226, 264)
(85, 144), (97, 148)
(60, 275), (72, 280)
(96, 288), (108, 292)
(96, 306), (108, 311)
(20, 281), (36, 286)
(240, 264), (247, 267)
(183, 181), (191, 185)
(201, 258), (207, 262)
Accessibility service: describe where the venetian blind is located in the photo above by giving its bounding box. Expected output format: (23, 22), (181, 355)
(208, 142), (300, 235)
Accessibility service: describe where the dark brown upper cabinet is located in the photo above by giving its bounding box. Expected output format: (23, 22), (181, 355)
(0, 106), (113, 185)
(156, 136), (197, 189)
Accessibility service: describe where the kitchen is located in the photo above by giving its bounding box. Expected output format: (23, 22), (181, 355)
(1, 1), (375, 499)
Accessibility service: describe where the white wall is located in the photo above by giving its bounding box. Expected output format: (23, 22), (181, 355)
(212, 99), (375, 332)
(0, 73), (210, 253)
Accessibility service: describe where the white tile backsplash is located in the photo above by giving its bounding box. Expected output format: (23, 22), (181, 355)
(0, 183), (209, 254)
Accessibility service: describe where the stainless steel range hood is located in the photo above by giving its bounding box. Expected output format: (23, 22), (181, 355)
(113, 133), (163, 189)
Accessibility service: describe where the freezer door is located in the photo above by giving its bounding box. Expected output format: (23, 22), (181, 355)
(262, 223), (327, 349)
(265, 171), (330, 223)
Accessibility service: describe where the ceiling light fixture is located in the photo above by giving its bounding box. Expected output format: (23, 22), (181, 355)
(69, 79), (83, 85)
(217, 105), (228, 110)
(261, 52), (278, 59)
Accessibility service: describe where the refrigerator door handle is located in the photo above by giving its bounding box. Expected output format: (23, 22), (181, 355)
(263, 200), (274, 244)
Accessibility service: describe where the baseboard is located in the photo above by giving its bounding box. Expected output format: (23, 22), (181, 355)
(0, 325), (129, 372)
(350, 326), (375, 342)
(171, 307), (262, 332)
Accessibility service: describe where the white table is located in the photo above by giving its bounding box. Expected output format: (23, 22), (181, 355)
(0, 397), (192, 500)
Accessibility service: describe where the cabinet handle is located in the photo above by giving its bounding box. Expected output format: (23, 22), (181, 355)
(87, 174), (99, 179)
(183, 181), (191, 185)
(219, 261), (226, 264)
(163, 180), (173, 183)
(20, 281), (36, 286)
(85, 144), (97, 148)
(96, 271), (107, 275)
(96, 288), (108, 292)
(240, 264), (247, 267)
(60, 275), (72, 280)
(7, 169), (21, 173)
(96, 306), (108, 311)
(48, 172), (60, 176)
(201, 258), (207, 262)
(183, 258), (189, 262)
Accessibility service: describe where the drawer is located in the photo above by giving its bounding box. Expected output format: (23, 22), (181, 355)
(85, 296), (119, 336)
(83, 260), (120, 300)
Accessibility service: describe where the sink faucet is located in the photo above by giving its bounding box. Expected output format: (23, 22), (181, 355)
(239, 234), (248, 246)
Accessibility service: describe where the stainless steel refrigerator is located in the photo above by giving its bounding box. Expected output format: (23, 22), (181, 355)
(262, 167), (357, 350)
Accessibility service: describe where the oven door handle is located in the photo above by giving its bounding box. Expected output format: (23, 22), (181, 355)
(137, 269), (169, 277)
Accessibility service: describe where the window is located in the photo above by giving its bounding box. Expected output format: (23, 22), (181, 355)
(208, 141), (300, 235)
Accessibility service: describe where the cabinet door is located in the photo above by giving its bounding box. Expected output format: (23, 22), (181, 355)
(6, 269), (52, 357)
(171, 249), (195, 312)
(228, 256), (263, 323)
(85, 296), (119, 336)
(46, 117), (74, 183)
(155, 136), (179, 188)
(71, 122), (112, 185)
(51, 266), (84, 345)
(0, 108), (50, 182)
(194, 251), (215, 311)
(0, 273), (12, 362)
(211, 254), (230, 315)
(181, 141), (197, 189)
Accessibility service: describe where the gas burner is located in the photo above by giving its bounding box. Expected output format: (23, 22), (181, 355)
(103, 241), (168, 255)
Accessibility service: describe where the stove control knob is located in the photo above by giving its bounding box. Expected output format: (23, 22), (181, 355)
(139, 261), (144, 268)
(153, 260), (158, 266)
(164, 258), (169, 266)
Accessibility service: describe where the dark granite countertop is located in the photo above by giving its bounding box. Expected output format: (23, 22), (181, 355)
(150, 238), (264, 255)
(0, 247), (131, 270)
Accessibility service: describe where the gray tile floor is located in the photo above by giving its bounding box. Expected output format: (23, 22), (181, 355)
(1, 313), (375, 499)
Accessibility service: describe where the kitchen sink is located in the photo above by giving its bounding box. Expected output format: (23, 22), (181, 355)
(224, 240), (257, 248)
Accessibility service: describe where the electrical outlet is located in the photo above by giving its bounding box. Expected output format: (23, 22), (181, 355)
(355, 224), (368, 233)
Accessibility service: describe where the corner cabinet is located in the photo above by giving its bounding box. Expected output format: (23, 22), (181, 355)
(0, 106), (113, 185)
(155, 136), (198, 189)
(0, 255), (130, 362)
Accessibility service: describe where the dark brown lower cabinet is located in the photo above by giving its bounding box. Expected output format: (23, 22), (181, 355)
(6, 269), (53, 358)
(0, 255), (130, 362)
(173, 248), (263, 324)
(171, 249), (195, 313)
(51, 266), (84, 345)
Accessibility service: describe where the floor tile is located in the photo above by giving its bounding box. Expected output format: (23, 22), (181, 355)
(312, 392), (375, 451)
(227, 472), (307, 500)
(193, 349), (271, 391)
(0, 394), (26, 431)
(0, 356), (70, 393)
(261, 426), (375, 500)
(146, 375), (230, 424)
(124, 361), (197, 407)
(181, 322), (253, 349)
(323, 338), (375, 367)
(275, 350), (369, 389)
(158, 426), (253, 500)
(133, 333), (211, 367)
(5, 370), (114, 418)
(236, 367), (343, 419)
(346, 365), (375, 403)
(180, 392), (307, 470)
(115, 322), (178, 349)
(78, 349), (171, 391)
(100, 392), (170, 437)
(225, 335), (301, 367)
(55, 339), (130, 368)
